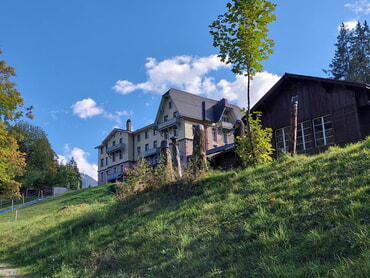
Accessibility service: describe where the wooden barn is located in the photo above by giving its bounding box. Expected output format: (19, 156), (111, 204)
(252, 73), (370, 156)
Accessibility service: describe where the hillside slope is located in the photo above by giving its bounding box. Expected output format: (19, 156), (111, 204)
(0, 138), (369, 278)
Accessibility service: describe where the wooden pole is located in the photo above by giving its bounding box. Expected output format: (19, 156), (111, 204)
(290, 95), (298, 156)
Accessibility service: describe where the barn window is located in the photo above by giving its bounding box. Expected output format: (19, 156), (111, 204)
(275, 126), (289, 154)
(313, 115), (334, 147)
(297, 121), (313, 151)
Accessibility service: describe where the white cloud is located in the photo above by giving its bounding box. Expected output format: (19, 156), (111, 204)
(71, 98), (129, 124)
(341, 20), (358, 30)
(113, 55), (230, 95)
(345, 0), (370, 14)
(58, 145), (98, 180)
(112, 55), (280, 108)
(71, 98), (104, 119)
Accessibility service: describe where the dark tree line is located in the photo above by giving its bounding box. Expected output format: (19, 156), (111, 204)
(325, 21), (370, 84)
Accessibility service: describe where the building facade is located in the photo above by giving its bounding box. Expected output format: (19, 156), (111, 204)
(252, 73), (370, 156)
(96, 88), (243, 185)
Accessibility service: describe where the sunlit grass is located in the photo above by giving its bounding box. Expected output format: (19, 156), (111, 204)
(0, 137), (369, 277)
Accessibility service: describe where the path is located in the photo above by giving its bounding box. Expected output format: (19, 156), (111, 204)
(0, 264), (24, 278)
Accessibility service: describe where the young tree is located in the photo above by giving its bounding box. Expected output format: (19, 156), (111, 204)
(209, 0), (276, 161)
(235, 111), (273, 165)
(0, 50), (32, 198)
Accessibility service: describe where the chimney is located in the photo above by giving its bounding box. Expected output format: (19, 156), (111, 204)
(126, 119), (132, 131)
(202, 101), (206, 121)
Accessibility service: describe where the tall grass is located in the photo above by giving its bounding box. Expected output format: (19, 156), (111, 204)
(0, 137), (369, 277)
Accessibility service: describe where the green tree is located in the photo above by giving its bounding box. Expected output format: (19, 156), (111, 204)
(55, 158), (81, 190)
(209, 0), (276, 161)
(0, 50), (32, 198)
(235, 111), (273, 166)
(11, 121), (57, 189)
(325, 21), (370, 84)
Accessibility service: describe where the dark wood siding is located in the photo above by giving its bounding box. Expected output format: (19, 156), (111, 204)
(253, 74), (370, 155)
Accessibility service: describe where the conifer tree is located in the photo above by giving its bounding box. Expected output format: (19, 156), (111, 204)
(325, 21), (370, 84)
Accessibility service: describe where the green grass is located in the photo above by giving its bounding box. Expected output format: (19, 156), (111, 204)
(0, 138), (369, 277)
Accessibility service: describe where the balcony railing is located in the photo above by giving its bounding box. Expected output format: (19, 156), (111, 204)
(157, 117), (180, 131)
(217, 121), (233, 130)
(143, 147), (160, 158)
(106, 143), (125, 154)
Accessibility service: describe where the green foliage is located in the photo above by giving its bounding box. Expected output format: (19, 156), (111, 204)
(0, 138), (369, 277)
(325, 21), (370, 84)
(235, 111), (274, 166)
(0, 50), (31, 198)
(209, 0), (276, 78)
(10, 121), (58, 189)
(54, 158), (81, 190)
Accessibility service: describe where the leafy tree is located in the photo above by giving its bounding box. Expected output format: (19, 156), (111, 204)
(235, 111), (273, 166)
(209, 0), (276, 161)
(0, 50), (32, 198)
(11, 121), (58, 189)
(325, 21), (370, 84)
(55, 158), (81, 190)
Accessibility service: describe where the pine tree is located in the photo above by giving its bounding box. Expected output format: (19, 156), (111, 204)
(325, 21), (370, 84)
(324, 23), (351, 80)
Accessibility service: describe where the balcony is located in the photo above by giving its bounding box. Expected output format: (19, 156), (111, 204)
(107, 171), (124, 182)
(157, 117), (180, 131)
(217, 121), (233, 130)
(143, 147), (160, 158)
(106, 143), (125, 154)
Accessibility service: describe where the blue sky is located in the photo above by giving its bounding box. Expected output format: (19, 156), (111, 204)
(1, 0), (369, 180)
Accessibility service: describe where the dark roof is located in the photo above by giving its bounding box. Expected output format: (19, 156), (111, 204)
(165, 88), (243, 122)
(252, 73), (370, 111)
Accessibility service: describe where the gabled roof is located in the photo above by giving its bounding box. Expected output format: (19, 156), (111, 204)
(156, 88), (243, 123)
(252, 73), (370, 111)
(95, 128), (127, 148)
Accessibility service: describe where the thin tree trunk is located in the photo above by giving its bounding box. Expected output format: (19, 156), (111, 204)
(246, 73), (255, 163)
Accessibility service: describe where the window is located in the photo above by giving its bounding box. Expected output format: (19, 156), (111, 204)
(145, 131), (148, 139)
(212, 128), (217, 142)
(114, 167), (116, 174)
(174, 126), (178, 137)
(313, 115), (334, 147)
(112, 140), (115, 146)
(169, 101), (172, 109)
(100, 159), (104, 167)
(120, 165), (124, 173)
(153, 129), (157, 136)
(119, 151), (123, 160)
(137, 146), (141, 154)
(112, 153), (116, 162)
(100, 147), (104, 154)
(297, 121), (313, 151)
(173, 111), (178, 118)
(164, 132), (169, 140)
(153, 140), (157, 148)
(275, 126), (290, 154)
(106, 157), (108, 165)
(222, 116), (230, 123)
(223, 132), (228, 144)
(137, 134), (141, 142)
(145, 144), (149, 151)
(100, 172), (104, 182)
(119, 138), (122, 144)
(164, 115), (168, 122)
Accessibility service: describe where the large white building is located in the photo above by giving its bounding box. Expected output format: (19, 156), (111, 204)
(95, 88), (243, 185)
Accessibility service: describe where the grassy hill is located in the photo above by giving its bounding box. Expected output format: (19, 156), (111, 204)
(0, 138), (369, 278)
